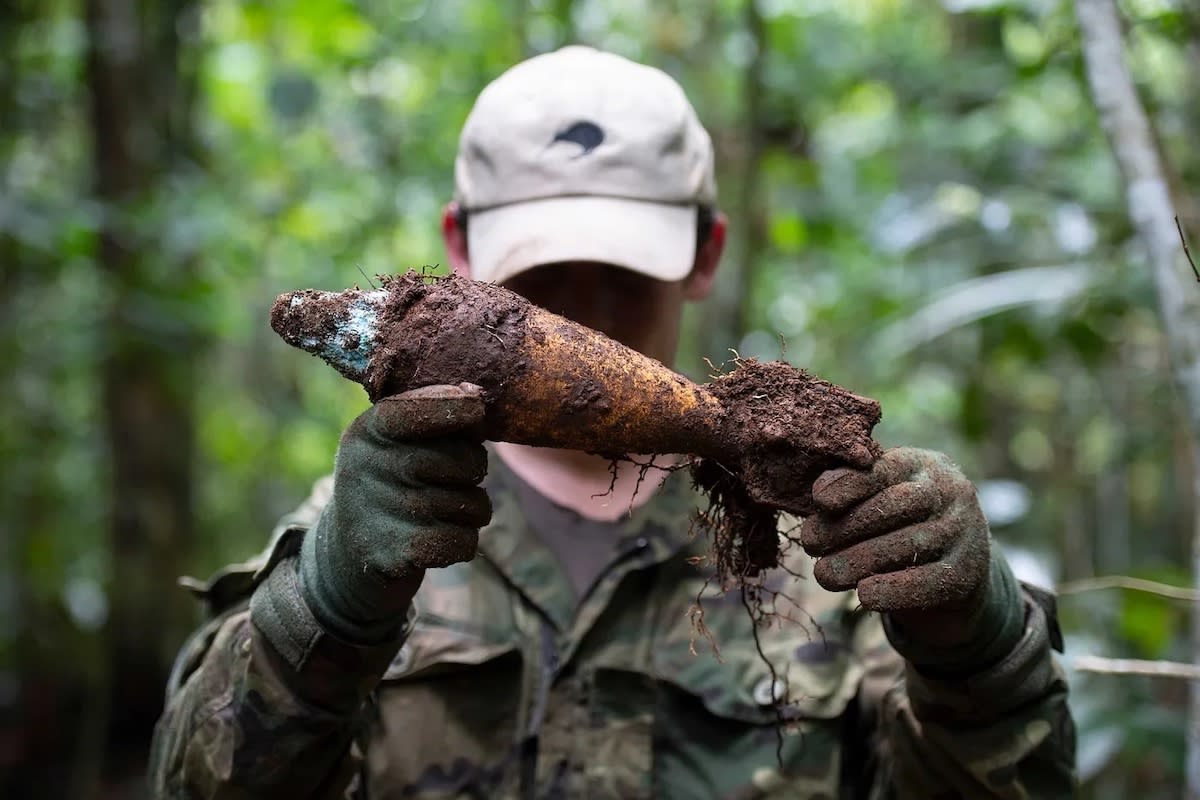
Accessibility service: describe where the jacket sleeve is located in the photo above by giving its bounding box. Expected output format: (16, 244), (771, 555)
(148, 479), (410, 799)
(864, 584), (1078, 798)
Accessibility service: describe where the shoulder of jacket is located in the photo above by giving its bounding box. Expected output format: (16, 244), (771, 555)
(178, 475), (333, 616)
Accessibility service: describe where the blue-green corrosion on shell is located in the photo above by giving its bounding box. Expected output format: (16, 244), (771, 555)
(289, 289), (386, 381)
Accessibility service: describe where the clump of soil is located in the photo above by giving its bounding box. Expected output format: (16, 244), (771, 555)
(270, 270), (883, 583)
(691, 358), (882, 580)
(707, 358), (880, 511)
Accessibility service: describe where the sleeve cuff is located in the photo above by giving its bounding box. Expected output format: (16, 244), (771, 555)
(249, 555), (413, 714)
(899, 592), (1063, 725)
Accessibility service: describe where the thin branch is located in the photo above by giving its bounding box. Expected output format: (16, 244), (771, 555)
(1071, 655), (1200, 681)
(1178, 216), (1200, 282)
(355, 264), (379, 290)
(1057, 575), (1200, 603)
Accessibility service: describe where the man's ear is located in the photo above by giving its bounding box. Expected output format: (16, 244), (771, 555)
(683, 211), (727, 301)
(442, 202), (471, 278)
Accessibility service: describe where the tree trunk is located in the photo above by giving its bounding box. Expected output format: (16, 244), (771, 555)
(1073, 2), (1200, 797)
(83, 0), (200, 792)
(0, 3), (89, 797)
(697, 0), (768, 365)
(735, 0), (767, 339)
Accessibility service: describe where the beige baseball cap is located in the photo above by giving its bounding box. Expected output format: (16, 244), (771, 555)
(453, 46), (717, 285)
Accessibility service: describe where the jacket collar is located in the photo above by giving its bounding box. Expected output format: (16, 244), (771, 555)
(477, 448), (703, 632)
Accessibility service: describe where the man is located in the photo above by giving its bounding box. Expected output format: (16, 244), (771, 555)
(150, 46), (1076, 798)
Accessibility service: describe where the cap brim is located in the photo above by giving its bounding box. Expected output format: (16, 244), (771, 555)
(466, 196), (697, 285)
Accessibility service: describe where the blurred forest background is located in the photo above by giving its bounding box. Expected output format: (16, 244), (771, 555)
(2, 0), (1199, 796)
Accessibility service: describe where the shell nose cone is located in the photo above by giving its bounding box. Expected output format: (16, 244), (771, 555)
(269, 289), (388, 381)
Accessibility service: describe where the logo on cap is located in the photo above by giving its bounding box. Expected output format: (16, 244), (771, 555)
(549, 121), (605, 157)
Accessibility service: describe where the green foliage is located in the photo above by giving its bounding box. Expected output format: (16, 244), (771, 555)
(2, 0), (1198, 796)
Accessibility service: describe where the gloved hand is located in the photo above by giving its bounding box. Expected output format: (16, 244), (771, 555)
(298, 383), (492, 644)
(800, 447), (1024, 674)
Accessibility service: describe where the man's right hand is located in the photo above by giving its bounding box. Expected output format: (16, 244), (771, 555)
(298, 383), (492, 644)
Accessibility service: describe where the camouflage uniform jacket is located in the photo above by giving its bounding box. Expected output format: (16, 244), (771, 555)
(150, 456), (1076, 799)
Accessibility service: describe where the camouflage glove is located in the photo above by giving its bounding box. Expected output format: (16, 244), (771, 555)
(297, 383), (492, 644)
(800, 447), (1024, 676)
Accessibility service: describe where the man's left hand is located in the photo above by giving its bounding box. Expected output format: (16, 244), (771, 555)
(800, 447), (993, 645)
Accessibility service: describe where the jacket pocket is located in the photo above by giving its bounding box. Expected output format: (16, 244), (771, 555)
(367, 631), (523, 800)
(641, 581), (867, 798)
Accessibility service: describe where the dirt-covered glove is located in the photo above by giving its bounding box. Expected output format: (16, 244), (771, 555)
(298, 383), (492, 644)
(800, 447), (1025, 675)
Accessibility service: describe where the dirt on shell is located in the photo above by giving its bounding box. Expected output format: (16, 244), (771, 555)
(272, 272), (885, 581)
(366, 273), (531, 403)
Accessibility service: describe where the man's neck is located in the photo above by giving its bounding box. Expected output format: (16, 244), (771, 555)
(494, 442), (677, 522)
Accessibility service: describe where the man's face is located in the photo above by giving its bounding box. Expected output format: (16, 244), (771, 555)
(501, 262), (687, 365)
